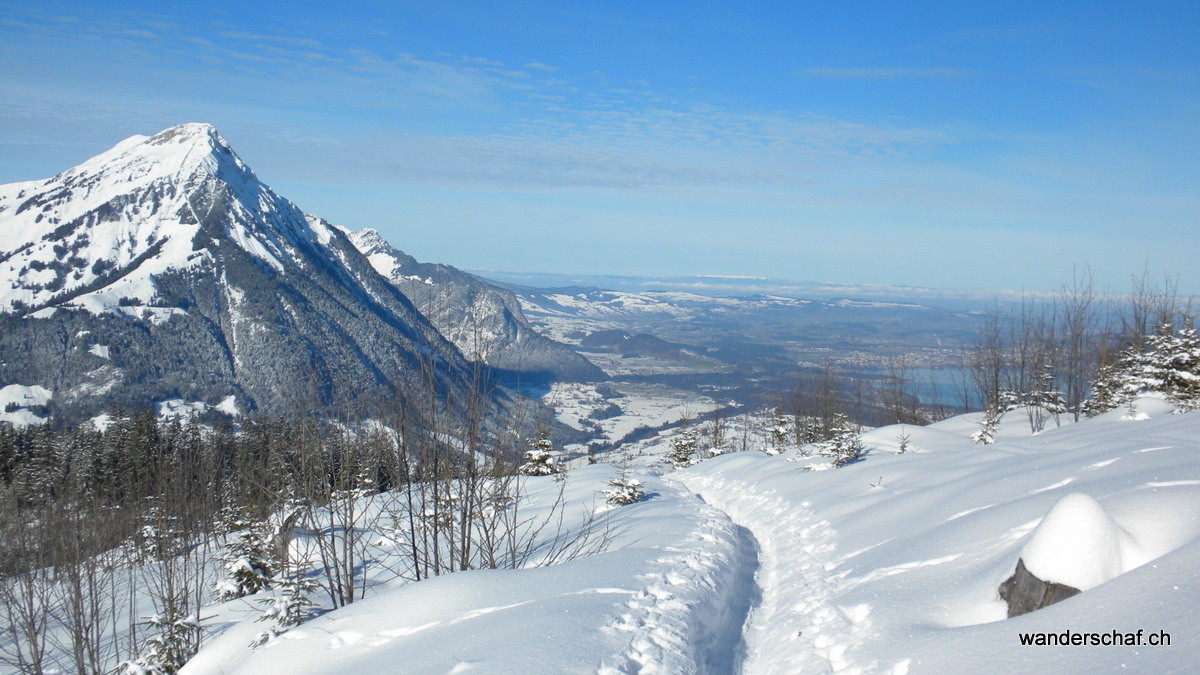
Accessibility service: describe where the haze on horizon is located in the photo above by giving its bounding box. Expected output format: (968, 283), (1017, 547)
(1, 1), (1197, 294)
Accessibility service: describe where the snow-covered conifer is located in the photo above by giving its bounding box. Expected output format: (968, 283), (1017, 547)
(604, 450), (644, 505)
(253, 567), (319, 646)
(767, 408), (790, 456)
(520, 429), (561, 476)
(604, 476), (644, 505)
(1148, 321), (1200, 409)
(214, 507), (273, 602)
(1085, 347), (1142, 416)
(668, 416), (698, 469)
(117, 603), (202, 674)
(972, 405), (1001, 445)
(1085, 321), (1200, 414)
(823, 414), (866, 467)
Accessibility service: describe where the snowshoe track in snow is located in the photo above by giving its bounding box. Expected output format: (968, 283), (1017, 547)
(679, 472), (874, 674)
(602, 480), (763, 674)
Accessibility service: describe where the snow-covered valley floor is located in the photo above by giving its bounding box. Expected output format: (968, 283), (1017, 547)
(177, 396), (1200, 674)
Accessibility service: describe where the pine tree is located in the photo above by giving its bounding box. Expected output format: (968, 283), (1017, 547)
(1085, 346), (1143, 416)
(767, 408), (790, 456)
(116, 599), (202, 674)
(519, 428), (561, 476)
(822, 414), (866, 467)
(213, 506), (274, 602)
(1032, 361), (1068, 419)
(251, 562), (318, 647)
(1149, 321), (1200, 409)
(1171, 323), (1200, 409)
(604, 450), (644, 506)
(1085, 320), (1200, 415)
(972, 405), (1001, 445)
(668, 416), (698, 469)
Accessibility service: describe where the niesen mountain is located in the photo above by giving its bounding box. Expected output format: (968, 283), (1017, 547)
(0, 123), (595, 423)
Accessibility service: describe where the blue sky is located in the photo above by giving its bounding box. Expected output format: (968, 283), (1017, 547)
(2, 1), (1197, 293)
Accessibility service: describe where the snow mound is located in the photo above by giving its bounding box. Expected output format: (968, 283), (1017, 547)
(1021, 493), (1137, 591)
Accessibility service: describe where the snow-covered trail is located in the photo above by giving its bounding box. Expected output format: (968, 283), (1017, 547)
(604, 480), (765, 674)
(676, 472), (881, 675)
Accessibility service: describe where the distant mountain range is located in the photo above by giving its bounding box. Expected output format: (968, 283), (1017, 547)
(0, 124), (597, 424)
(474, 270), (1030, 311)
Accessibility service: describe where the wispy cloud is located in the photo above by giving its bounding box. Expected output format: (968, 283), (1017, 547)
(216, 30), (325, 49)
(799, 66), (965, 79)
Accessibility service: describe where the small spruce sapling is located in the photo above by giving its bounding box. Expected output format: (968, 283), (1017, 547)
(767, 408), (790, 456)
(214, 506), (274, 602)
(824, 414), (866, 468)
(520, 427), (561, 476)
(251, 560), (319, 647)
(971, 405), (1001, 445)
(668, 414), (698, 470)
(604, 450), (644, 506)
(116, 601), (202, 674)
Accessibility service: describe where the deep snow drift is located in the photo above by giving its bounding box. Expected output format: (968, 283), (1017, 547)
(175, 399), (1200, 672)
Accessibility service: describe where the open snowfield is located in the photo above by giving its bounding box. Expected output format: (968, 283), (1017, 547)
(0, 383), (51, 427)
(544, 382), (719, 459)
(182, 397), (1200, 673)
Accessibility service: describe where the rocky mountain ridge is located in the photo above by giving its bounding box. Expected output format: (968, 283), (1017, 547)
(345, 228), (603, 382)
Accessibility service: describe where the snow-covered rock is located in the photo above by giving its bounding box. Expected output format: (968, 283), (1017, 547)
(1020, 492), (1138, 592)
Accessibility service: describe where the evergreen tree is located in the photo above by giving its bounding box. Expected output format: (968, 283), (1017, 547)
(1032, 361), (1068, 419)
(214, 506), (274, 602)
(1148, 321), (1200, 409)
(971, 405), (1001, 445)
(116, 600), (202, 674)
(668, 416), (698, 469)
(252, 561), (319, 647)
(0, 422), (16, 484)
(767, 408), (790, 456)
(1085, 346), (1143, 416)
(604, 450), (644, 506)
(604, 474), (644, 506)
(519, 428), (561, 476)
(822, 414), (866, 467)
(1085, 321), (1200, 414)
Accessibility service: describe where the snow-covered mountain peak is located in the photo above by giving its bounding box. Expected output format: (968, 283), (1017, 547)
(344, 227), (421, 277)
(0, 123), (337, 315)
(59, 122), (255, 194)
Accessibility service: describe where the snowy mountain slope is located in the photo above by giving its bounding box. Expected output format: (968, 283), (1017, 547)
(0, 123), (330, 315)
(345, 228), (603, 381)
(0, 124), (483, 420)
(186, 467), (758, 674)
(679, 401), (1200, 673)
(188, 400), (1200, 673)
